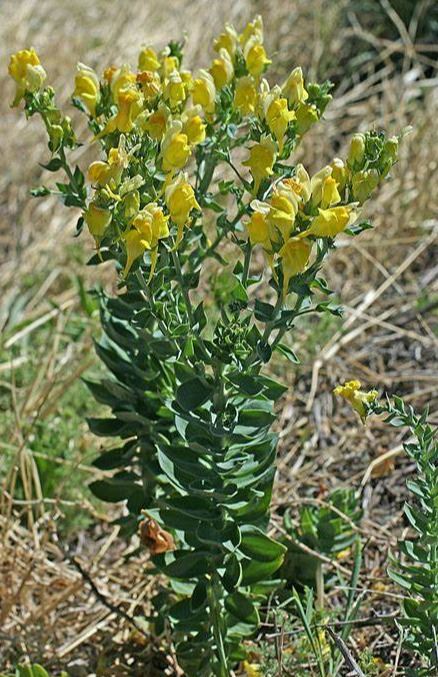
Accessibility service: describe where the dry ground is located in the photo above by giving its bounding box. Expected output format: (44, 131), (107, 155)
(0, 0), (437, 674)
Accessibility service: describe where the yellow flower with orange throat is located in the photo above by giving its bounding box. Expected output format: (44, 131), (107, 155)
(137, 70), (161, 100)
(243, 134), (276, 194)
(9, 48), (47, 107)
(142, 103), (170, 140)
(333, 380), (378, 422)
(111, 65), (137, 104)
(161, 120), (191, 173)
(192, 69), (216, 115)
(165, 173), (200, 246)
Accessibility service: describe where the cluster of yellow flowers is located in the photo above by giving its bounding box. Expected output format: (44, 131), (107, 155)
(8, 16), (398, 287)
(334, 380), (379, 422)
(8, 16), (323, 280)
(246, 130), (399, 295)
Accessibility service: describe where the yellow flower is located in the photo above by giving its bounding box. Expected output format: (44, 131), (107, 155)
(136, 70), (161, 100)
(283, 164), (311, 203)
(163, 70), (187, 108)
(142, 104), (170, 140)
(347, 133), (366, 168)
(88, 137), (128, 187)
(111, 65), (137, 104)
(123, 229), (151, 277)
(307, 206), (354, 237)
(161, 121), (191, 173)
(333, 380), (378, 423)
(240, 15), (264, 47)
(182, 107), (206, 145)
(192, 69), (216, 115)
(310, 166), (333, 205)
(161, 55), (179, 79)
(351, 169), (380, 204)
(85, 202), (112, 241)
(320, 176), (341, 208)
(73, 63), (100, 116)
(243, 134), (276, 194)
(242, 661), (262, 677)
(244, 37), (271, 77)
(210, 48), (234, 90)
(264, 89), (296, 152)
(280, 237), (312, 296)
(165, 173), (200, 245)
(282, 67), (308, 107)
(106, 86), (143, 133)
(126, 203), (170, 278)
(295, 102), (319, 135)
(234, 76), (258, 116)
(214, 23), (239, 57)
(9, 48), (46, 107)
(268, 183), (299, 241)
(246, 201), (271, 249)
(138, 46), (160, 72)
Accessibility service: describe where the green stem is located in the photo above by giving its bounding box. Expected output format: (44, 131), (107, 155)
(242, 241), (252, 287)
(208, 576), (229, 677)
(170, 246), (211, 362)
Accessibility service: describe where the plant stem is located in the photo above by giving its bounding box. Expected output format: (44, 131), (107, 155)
(170, 246), (211, 362)
(208, 576), (229, 677)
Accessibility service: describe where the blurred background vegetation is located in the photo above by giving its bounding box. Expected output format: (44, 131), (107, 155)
(0, 0), (437, 673)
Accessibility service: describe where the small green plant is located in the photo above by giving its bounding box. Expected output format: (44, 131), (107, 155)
(10, 16), (400, 675)
(282, 488), (362, 598)
(377, 397), (438, 676)
(335, 383), (438, 675)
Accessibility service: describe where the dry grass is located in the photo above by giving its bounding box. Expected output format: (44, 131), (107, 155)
(1, 0), (437, 674)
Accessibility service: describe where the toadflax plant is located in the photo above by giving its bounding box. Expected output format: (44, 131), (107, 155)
(10, 17), (400, 675)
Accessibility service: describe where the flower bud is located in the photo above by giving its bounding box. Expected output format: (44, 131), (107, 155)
(347, 134), (366, 169)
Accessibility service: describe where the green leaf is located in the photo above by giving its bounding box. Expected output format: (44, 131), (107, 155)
(240, 555), (285, 585)
(275, 342), (300, 363)
(41, 157), (63, 172)
(89, 473), (139, 503)
(254, 300), (275, 322)
(239, 526), (287, 562)
(222, 553), (242, 592)
(224, 591), (259, 626)
(176, 377), (213, 410)
(155, 550), (212, 578)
